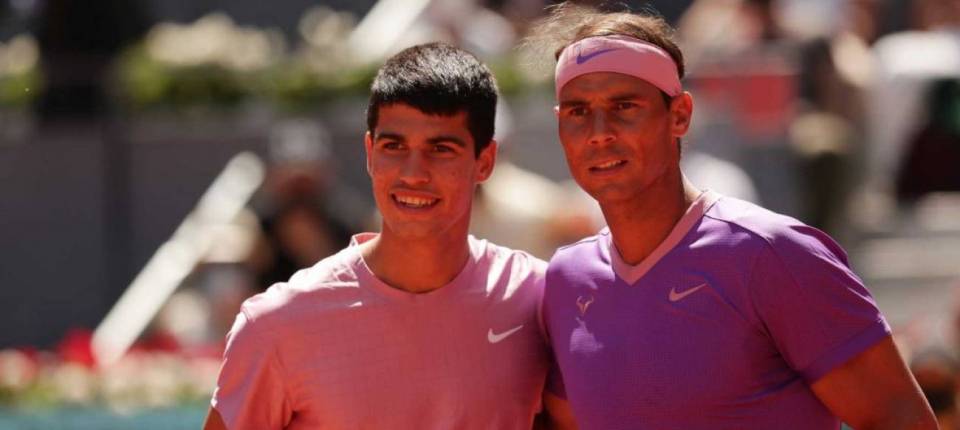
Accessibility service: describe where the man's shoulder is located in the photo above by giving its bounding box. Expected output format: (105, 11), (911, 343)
(469, 236), (548, 303)
(241, 247), (362, 324)
(473, 235), (548, 275)
(707, 197), (807, 242)
(543, 230), (611, 283)
(550, 230), (607, 263)
(705, 196), (848, 263)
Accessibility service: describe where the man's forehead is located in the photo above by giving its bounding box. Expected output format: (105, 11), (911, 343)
(377, 104), (468, 126)
(374, 105), (473, 144)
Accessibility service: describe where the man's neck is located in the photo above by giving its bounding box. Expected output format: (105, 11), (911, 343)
(601, 173), (701, 265)
(359, 227), (472, 294)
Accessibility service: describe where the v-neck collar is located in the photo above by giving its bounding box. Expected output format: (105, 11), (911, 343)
(606, 190), (721, 285)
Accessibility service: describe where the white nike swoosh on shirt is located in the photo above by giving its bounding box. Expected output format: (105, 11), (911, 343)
(487, 325), (524, 343)
(669, 283), (708, 302)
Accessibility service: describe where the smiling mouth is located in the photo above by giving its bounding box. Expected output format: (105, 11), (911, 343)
(589, 160), (627, 172)
(392, 194), (440, 209)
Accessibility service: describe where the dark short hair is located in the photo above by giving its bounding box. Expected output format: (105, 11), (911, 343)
(366, 42), (498, 157)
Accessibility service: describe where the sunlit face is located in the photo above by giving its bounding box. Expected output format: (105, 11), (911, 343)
(556, 72), (692, 205)
(365, 103), (495, 240)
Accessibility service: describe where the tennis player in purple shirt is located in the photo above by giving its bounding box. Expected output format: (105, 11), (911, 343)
(531, 4), (936, 429)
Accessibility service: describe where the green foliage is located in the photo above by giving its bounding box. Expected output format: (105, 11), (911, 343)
(116, 44), (383, 112)
(0, 69), (40, 108)
(260, 60), (377, 112)
(114, 39), (553, 113)
(117, 47), (255, 110)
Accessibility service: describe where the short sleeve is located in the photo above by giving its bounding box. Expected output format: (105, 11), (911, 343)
(748, 225), (891, 383)
(211, 311), (292, 430)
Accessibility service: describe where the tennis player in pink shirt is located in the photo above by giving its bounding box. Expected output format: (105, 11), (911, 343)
(203, 43), (564, 429)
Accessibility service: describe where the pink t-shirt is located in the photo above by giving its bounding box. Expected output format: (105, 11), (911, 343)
(212, 233), (549, 429)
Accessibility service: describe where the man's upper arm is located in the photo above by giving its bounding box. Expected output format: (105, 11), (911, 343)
(212, 311), (291, 429)
(810, 336), (936, 430)
(743, 225), (935, 428)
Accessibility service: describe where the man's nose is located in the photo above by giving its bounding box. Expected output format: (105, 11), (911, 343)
(588, 110), (615, 146)
(399, 152), (430, 185)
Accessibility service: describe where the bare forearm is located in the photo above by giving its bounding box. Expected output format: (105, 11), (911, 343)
(847, 402), (937, 430)
(811, 337), (938, 430)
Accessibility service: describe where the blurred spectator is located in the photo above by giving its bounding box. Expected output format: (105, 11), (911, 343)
(789, 111), (855, 234)
(247, 119), (355, 289)
(911, 349), (960, 429)
(680, 0), (791, 61)
(680, 0), (801, 217)
(469, 101), (577, 258)
(846, 0), (883, 45)
(911, 0), (960, 31)
(866, 0), (960, 221)
(789, 33), (871, 236)
(252, 197), (353, 287)
(896, 78), (960, 203)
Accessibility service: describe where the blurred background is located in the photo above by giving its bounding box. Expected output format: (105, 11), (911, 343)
(1, 0), (959, 428)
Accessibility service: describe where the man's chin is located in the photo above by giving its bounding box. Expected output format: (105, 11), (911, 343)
(584, 185), (641, 205)
(382, 221), (446, 241)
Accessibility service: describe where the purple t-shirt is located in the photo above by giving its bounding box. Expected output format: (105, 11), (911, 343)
(544, 191), (890, 429)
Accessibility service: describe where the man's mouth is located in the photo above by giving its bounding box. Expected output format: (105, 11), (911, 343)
(392, 194), (440, 209)
(589, 159), (627, 172)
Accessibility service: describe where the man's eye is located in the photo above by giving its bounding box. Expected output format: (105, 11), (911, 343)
(615, 102), (637, 111)
(433, 145), (455, 153)
(568, 107), (587, 117)
(382, 142), (403, 150)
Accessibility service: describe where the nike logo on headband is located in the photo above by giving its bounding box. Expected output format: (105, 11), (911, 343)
(576, 48), (621, 64)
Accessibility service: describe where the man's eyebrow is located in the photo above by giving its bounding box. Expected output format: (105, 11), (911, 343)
(374, 132), (405, 142)
(559, 92), (645, 107)
(609, 92), (645, 102)
(427, 135), (467, 147)
(558, 99), (588, 108)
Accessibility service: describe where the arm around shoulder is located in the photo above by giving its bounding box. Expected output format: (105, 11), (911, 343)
(810, 336), (937, 430)
(541, 392), (578, 430)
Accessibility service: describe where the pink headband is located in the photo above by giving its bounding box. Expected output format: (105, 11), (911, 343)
(555, 35), (682, 99)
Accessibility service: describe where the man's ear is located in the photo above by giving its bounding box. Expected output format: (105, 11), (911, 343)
(475, 140), (497, 182)
(364, 131), (374, 176)
(670, 92), (694, 138)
